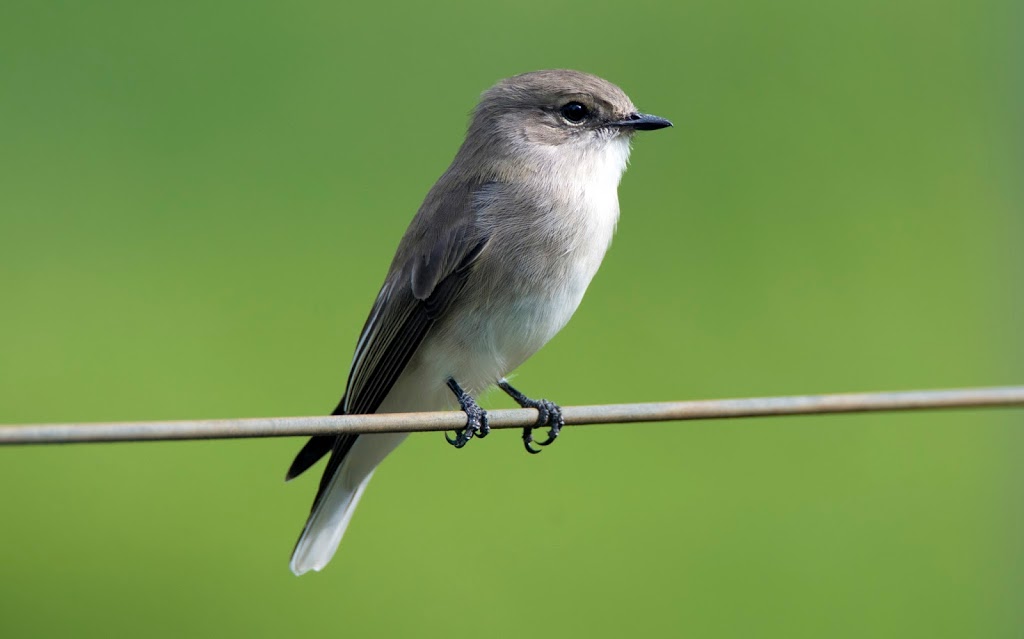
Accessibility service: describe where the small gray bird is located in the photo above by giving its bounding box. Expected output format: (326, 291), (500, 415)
(286, 69), (671, 574)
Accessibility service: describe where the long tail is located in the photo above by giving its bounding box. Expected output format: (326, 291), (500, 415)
(290, 457), (373, 575)
(288, 432), (407, 575)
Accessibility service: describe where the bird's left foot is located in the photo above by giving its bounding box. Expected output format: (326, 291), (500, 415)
(445, 378), (489, 448)
(498, 379), (564, 454)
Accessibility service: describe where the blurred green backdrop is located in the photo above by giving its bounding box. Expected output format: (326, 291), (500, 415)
(1, 1), (1020, 637)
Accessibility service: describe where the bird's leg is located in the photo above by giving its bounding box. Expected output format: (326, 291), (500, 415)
(498, 379), (564, 454)
(445, 378), (489, 448)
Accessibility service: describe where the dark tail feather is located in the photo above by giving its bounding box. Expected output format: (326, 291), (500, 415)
(285, 436), (336, 481)
(285, 396), (350, 482)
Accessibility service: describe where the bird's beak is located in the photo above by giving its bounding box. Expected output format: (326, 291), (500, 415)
(612, 112), (673, 131)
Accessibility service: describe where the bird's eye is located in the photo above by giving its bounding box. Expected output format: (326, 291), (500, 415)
(559, 101), (590, 123)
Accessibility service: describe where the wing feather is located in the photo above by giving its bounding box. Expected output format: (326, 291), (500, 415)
(285, 178), (491, 484)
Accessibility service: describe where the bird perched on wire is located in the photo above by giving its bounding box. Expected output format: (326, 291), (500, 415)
(285, 69), (671, 575)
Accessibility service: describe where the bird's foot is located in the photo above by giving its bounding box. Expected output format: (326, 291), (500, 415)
(445, 378), (489, 448)
(498, 379), (564, 454)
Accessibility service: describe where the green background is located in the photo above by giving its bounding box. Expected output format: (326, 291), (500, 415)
(1, 1), (1020, 637)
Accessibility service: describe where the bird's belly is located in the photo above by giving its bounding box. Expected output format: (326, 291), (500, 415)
(486, 274), (591, 370)
(397, 253), (599, 406)
(383, 188), (617, 409)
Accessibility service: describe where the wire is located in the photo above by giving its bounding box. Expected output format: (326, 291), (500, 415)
(1, 386), (1021, 446)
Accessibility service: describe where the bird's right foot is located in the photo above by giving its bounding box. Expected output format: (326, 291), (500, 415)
(445, 377), (489, 448)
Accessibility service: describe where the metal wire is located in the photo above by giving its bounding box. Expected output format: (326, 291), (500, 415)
(1, 386), (1021, 446)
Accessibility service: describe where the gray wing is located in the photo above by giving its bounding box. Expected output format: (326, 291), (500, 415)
(340, 226), (489, 416)
(285, 178), (491, 482)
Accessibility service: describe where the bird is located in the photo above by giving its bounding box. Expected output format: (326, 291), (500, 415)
(286, 69), (671, 575)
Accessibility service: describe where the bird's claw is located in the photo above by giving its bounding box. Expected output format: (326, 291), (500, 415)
(520, 398), (563, 454)
(446, 378), (488, 449)
(445, 429), (470, 448)
(445, 407), (488, 448)
(523, 428), (541, 454)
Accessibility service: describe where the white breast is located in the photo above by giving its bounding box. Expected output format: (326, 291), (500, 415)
(493, 136), (633, 370)
(410, 135), (633, 399)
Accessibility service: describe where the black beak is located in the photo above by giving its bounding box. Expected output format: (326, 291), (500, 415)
(613, 112), (673, 131)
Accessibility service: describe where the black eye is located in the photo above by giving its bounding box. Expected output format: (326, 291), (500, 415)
(559, 101), (590, 123)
